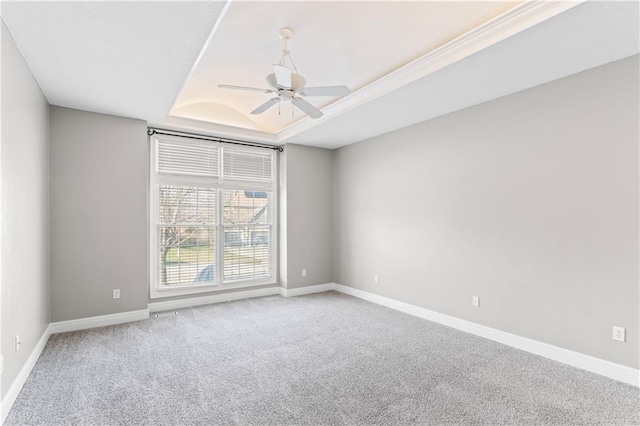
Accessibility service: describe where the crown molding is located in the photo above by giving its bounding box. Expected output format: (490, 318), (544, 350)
(162, 1), (585, 145)
(161, 115), (279, 144)
(275, 0), (585, 143)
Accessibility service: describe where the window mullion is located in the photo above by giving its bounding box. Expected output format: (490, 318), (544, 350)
(151, 135), (276, 299)
(216, 188), (224, 285)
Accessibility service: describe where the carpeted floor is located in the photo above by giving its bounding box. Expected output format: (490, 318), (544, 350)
(5, 291), (640, 425)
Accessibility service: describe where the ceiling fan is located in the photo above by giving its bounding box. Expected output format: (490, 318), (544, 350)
(218, 28), (350, 119)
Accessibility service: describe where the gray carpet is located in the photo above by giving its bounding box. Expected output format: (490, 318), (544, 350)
(5, 291), (640, 425)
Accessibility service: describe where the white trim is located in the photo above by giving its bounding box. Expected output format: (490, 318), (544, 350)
(148, 286), (280, 312)
(149, 134), (278, 300)
(159, 116), (278, 145)
(280, 283), (334, 298)
(1, 325), (52, 424)
(159, 1), (584, 143)
(1, 281), (635, 425)
(49, 309), (150, 334)
(151, 278), (277, 299)
(165, 0), (234, 119)
(332, 283), (639, 387)
(278, 0), (584, 142)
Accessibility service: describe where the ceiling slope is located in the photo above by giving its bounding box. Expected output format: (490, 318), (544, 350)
(1, 1), (227, 123)
(2, 1), (638, 149)
(284, 0), (640, 148)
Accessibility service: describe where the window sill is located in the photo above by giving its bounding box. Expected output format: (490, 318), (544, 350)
(149, 278), (277, 299)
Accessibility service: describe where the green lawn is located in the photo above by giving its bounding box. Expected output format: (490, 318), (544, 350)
(165, 245), (262, 264)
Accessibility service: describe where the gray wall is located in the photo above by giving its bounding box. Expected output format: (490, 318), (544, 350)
(1, 21), (50, 395)
(280, 144), (333, 289)
(333, 55), (639, 368)
(50, 107), (148, 322)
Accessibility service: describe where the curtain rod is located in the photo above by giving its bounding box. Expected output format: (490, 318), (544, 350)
(147, 128), (283, 152)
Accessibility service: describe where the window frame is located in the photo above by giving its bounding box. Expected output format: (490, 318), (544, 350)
(149, 134), (278, 299)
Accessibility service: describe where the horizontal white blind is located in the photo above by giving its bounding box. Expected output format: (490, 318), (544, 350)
(151, 134), (276, 297)
(223, 148), (273, 182)
(158, 139), (219, 177)
(158, 186), (216, 225)
(223, 225), (271, 281)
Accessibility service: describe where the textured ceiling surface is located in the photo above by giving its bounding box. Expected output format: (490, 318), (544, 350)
(1, 1), (638, 149)
(1, 1), (226, 123)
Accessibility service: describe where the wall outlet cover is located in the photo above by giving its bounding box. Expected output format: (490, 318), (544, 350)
(113, 289), (121, 299)
(612, 326), (626, 342)
(472, 296), (480, 307)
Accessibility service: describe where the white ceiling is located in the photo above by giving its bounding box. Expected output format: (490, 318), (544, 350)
(1, 1), (638, 149)
(170, 1), (519, 133)
(1, 1), (226, 123)
(285, 0), (640, 148)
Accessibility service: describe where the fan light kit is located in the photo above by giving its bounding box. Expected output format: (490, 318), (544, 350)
(218, 28), (350, 119)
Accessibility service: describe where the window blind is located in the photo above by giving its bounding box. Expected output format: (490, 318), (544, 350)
(151, 134), (276, 298)
(223, 148), (273, 182)
(157, 139), (219, 177)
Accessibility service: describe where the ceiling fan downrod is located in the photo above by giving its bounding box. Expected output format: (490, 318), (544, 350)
(278, 27), (299, 74)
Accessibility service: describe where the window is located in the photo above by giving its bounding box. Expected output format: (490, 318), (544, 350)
(150, 134), (277, 298)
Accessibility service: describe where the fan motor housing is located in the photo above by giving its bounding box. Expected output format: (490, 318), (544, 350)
(278, 90), (294, 101)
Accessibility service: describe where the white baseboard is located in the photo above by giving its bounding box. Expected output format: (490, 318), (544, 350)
(49, 309), (150, 334)
(148, 283), (334, 311)
(149, 286), (280, 313)
(1, 283), (635, 426)
(280, 283), (334, 297)
(1, 324), (52, 424)
(332, 283), (639, 387)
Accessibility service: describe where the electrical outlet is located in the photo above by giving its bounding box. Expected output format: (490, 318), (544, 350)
(113, 289), (120, 299)
(15, 335), (21, 353)
(301, 269), (307, 277)
(374, 274), (379, 284)
(472, 296), (480, 307)
(612, 326), (626, 342)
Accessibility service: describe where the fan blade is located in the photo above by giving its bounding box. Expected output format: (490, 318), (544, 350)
(251, 97), (280, 115)
(273, 64), (292, 89)
(301, 86), (350, 97)
(218, 84), (274, 93)
(292, 97), (323, 119)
